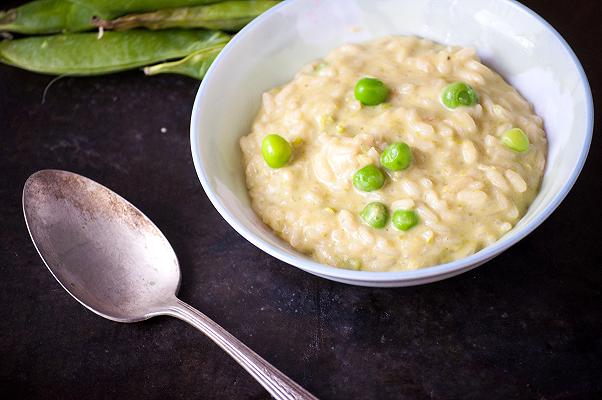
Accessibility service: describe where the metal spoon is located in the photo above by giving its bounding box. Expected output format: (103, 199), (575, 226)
(23, 170), (317, 400)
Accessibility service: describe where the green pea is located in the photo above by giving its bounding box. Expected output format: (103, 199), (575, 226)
(441, 82), (479, 109)
(354, 77), (389, 106)
(360, 202), (389, 229)
(501, 128), (530, 152)
(352, 165), (385, 192)
(380, 143), (412, 171)
(261, 134), (292, 168)
(392, 209), (419, 231)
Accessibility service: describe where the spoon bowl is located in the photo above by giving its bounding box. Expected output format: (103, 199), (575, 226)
(23, 170), (180, 322)
(23, 170), (316, 400)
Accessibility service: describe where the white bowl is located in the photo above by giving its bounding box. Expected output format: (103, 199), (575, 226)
(190, 0), (593, 287)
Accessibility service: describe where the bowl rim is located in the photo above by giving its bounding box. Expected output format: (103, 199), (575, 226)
(190, 0), (594, 283)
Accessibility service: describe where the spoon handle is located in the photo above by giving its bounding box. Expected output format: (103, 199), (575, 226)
(164, 298), (318, 400)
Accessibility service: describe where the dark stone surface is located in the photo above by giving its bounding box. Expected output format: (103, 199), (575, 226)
(0, 1), (600, 399)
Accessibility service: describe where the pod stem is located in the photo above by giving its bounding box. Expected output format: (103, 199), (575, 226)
(144, 43), (226, 80)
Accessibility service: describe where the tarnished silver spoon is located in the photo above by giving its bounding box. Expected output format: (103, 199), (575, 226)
(23, 169), (317, 400)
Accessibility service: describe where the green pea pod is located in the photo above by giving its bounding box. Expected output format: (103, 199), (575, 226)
(144, 43), (227, 80)
(0, 29), (230, 75)
(94, 0), (279, 31)
(0, 0), (222, 34)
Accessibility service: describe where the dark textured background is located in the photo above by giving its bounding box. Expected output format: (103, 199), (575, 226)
(1, 1), (600, 399)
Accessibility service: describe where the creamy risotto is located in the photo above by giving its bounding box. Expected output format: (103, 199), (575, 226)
(240, 36), (547, 271)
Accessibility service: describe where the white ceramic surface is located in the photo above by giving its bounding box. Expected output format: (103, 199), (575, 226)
(190, 0), (593, 287)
